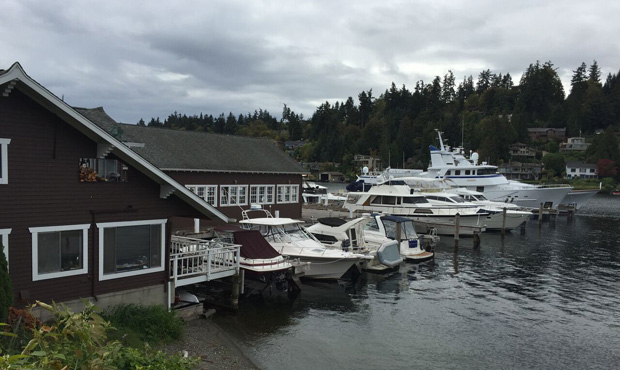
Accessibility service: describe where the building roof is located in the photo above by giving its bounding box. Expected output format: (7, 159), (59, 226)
(0, 62), (229, 222)
(566, 161), (597, 169)
(76, 107), (307, 175)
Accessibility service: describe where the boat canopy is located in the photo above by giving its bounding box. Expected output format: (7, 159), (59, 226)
(232, 229), (282, 259)
(317, 218), (348, 227)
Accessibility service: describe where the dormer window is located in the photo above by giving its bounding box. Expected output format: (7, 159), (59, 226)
(0, 138), (11, 184)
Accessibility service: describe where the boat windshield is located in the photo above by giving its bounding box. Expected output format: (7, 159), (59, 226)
(281, 223), (314, 242)
(381, 219), (417, 240)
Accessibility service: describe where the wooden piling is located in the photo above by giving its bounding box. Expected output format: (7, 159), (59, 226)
(231, 273), (240, 310)
(538, 203), (543, 227)
(473, 231), (481, 248)
(454, 213), (460, 247)
(501, 207), (507, 237)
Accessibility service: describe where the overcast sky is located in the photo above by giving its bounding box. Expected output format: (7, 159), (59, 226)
(2, 0), (619, 124)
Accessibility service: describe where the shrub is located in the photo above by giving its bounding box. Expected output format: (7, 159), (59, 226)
(0, 244), (12, 323)
(0, 301), (197, 369)
(103, 303), (184, 345)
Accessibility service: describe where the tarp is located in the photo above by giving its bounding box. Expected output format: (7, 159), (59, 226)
(232, 229), (281, 259)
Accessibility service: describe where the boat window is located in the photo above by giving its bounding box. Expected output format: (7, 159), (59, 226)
(383, 196), (397, 205)
(465, 170), (471, 175)
(370, 196), (383, 205)
(313, 234), (338, 244)
(402, 196), (426, 204)
(455, 170), (461, 176)
(401, 221), (417, 239)
(382, 220), (397, 239)
(364, 218), (380, 231)
(413, 209), (433, 214)
(476, 186), (484, 192)
(476, 194), (487, 201)
(477, 168), (497, 176)
(446, 170), (451, 175)
(449, 196), (465, 203)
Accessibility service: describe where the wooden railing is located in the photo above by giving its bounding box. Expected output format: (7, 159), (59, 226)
(170, 236), (240, 286)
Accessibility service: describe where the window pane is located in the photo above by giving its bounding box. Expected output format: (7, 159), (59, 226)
(38, 230), (83, 274)
(115, 225), (151, 271)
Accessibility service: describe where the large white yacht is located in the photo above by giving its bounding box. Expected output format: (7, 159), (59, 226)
(408, 131), (573, 209)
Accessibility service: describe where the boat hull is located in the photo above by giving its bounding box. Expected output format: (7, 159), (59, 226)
(559, 190), (598, 210)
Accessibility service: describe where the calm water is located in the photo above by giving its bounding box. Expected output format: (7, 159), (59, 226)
(214, 194), (620, 370)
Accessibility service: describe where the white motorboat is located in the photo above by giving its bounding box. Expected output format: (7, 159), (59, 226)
(363, 214), (435, 262)
(343, 183), (488, 235)
(406, 130), (573, 209)
(306, 217), (404, 272)
(239, 209), (372, 280)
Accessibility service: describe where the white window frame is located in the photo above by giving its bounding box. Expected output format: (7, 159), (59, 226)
(250, 185), (275, 205)
(29, 224), (90, 281)
(0, 138), (11, 185)
(277, 184), (300, 204)
(186, 185), (218, 207)
(220, 185), (248, 207)
(97, 219), (167, 281)
(1, 228), (11, 270)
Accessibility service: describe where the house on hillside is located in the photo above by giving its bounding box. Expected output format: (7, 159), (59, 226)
(566, 161), (598, 179)
(560, 136), (591, 152)
(354, 154), (382, 172)
(527, 128), (566, 142)
(498, 161), (543, 180)
(76, 108), (307, 227)
(0, 62), (242, 314)
(509, 143), (536, 159)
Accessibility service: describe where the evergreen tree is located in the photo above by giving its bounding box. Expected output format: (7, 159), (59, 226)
(589, 60), (602, 84)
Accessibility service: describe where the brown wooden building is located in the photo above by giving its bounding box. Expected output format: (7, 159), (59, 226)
(75, 107), (307, 228)
(0, 62), (235, 312)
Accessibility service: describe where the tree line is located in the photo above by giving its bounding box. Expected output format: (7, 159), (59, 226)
(139, 59), (620, 179)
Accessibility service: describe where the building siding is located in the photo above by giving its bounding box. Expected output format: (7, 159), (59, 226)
(0, 89), (207, 306)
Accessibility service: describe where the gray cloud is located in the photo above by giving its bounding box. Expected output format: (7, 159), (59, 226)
(2, 0), (619, 124)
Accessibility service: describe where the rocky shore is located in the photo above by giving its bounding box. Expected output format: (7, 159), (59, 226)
(160, 314), (259, 370)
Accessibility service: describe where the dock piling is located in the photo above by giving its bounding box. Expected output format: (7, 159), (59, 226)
(501, 208), (507, 237)
(454, 213), (460, 247)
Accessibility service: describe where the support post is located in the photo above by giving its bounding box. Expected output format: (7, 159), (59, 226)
(473, 231), (481, 248)
(538, 203), (543, 227)
(501, 208), (507, 237)
(454, 213), (460, 247)
(231, 273), (240, 310)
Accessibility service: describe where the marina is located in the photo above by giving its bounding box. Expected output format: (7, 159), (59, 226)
(206, 193), (620, 370)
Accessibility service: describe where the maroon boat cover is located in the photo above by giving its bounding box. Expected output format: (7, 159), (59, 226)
(233, 229), (281, 259)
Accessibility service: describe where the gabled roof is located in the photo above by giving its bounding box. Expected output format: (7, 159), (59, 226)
(76, 107), (307, 175)
(566, 161), (597, 169)
(0, 62), (229, 222)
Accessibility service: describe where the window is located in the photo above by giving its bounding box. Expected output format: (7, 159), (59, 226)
(250, 185), (275, 205)
(80, 158), (127, 182)
(186, 185), (218, 206)
(29, 224), (89, 281)
(0, 138), (11, 184)
(277, 185), (299, 204)
(220, 185), (248, 206)
(0, 228), (11, 269)
(98, 219), (166, 281)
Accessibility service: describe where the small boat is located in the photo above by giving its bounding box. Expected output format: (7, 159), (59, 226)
(307, 214), (436, 264)
(239, 209), (372, 280)
(306, 217), (404, 273)
(214, 226), (305, 297)
(613, 190), (620, 196)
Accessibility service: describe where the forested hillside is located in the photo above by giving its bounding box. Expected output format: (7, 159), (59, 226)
(139, 60), (620, 176)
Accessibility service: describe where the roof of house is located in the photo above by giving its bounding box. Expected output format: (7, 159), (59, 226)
(76, 107), (307, 175)
(566, 161), (597, 169)
(0, 62), (229, 222)
(527, 128), (566, 133)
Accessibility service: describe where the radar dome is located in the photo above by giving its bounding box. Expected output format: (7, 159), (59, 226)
(362, 166), (369, 174)
(471, 152), (479, 165)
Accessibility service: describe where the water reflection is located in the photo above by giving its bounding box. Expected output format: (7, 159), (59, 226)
(214, 194), (620, 370)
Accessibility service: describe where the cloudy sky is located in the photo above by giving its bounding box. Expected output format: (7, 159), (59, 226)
(2, 0), (619, 124)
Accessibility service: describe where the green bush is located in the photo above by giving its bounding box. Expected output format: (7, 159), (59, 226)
(0, 301), (197, 369)
(0, 243), (12, 323)
(103, 303), (184, 345)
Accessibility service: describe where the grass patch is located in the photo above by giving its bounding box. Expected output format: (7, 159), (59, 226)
(103, 304), (184, 346)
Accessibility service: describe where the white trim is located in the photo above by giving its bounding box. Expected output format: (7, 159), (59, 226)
(0, 138), (11, 185)
(220, 185), (248, 207)
(29, 224), (90, 281)
(0, 63), (228, 222)
(186, 184), (218, 207)
(97, 219), (167, 281)
(0, 228), (11, 269)
(250, 184), (275, 205)
(277, 184), (300, 204)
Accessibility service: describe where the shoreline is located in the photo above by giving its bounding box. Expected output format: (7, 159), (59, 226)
(161, 316), (260, 370)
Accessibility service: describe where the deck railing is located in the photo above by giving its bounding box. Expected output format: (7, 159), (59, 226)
(170, 235), (240, 286)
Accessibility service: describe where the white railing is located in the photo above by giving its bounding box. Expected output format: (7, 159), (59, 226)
(170, 236), (240, 285)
